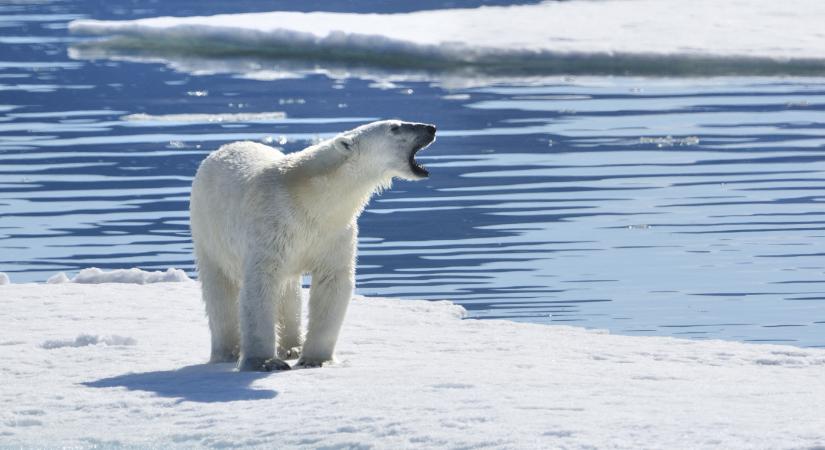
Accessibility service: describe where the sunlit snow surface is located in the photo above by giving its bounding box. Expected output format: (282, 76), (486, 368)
(1, 281), (824, 448)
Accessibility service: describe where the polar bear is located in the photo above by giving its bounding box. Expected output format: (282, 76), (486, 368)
(189, 120), (436, 371)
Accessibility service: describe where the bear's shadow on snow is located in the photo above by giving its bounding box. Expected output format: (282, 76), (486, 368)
(83, 363), (278, 403)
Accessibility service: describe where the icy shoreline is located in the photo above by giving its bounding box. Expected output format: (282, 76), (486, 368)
(1, 280), (824, 448)
(68, 0), (825, 76)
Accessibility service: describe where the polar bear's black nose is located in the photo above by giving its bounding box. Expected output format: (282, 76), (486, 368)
(424, 124), (436, 135)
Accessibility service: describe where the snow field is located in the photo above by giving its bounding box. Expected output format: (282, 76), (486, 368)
(1, 280), (824, 448)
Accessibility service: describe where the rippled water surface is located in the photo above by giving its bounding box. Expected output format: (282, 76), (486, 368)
(2, 1), (825, 347)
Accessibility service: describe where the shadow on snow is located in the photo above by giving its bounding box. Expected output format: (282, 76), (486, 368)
(83, 363), (278, 403)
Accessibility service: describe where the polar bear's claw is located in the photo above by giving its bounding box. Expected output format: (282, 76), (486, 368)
(238, 357), (291, 372)
(278, 346), (302, 360)
(294, 358), (326, 369)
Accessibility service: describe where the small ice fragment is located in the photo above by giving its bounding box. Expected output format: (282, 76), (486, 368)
(639, 136), (700, 147)
(261, 135), (288, 145)
(47, 272), (70, 284)
(369, 81), (398, 90)
(278, 98), (305, 105)
(786, 100), (809, 108)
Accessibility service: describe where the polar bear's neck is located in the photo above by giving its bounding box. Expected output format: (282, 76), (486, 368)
(302, 167), (388, 226)
(282, 147), (391, 228)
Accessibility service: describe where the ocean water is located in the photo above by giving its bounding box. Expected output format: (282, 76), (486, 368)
(2, 1), (825, 347)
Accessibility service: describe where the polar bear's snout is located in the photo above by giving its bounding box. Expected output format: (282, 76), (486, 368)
(397, 122), (436, 143)
(416, 123), (437, 143)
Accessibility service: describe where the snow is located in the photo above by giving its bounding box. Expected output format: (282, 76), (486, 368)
(41, 334), (137, 349)
(2, 280), (825, 448)
(68, 0), (825, 76)
(46, 267), (192, 284)
(0, 272), (8, 285)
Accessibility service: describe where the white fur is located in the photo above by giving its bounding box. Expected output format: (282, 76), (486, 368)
(189, 120), (435, 370)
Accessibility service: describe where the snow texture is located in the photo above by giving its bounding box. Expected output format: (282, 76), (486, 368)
(68, 0), (825, 76)
(46, 267), (191, 284)
(41, 334), (137, 349)
(1, 281), (824, 448)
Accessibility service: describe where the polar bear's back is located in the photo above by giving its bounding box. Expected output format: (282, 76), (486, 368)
(200, 141), (284, 178)
(190, 141), (286, 276)
(192, 140), (284, 206)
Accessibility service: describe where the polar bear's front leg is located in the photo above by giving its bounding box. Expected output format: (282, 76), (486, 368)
(237, 261), (290, 372)
(277, 277), (303, 359)
(297, 269), (354, 367)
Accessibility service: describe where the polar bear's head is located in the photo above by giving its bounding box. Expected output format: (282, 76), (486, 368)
(334, 120), (437, 181)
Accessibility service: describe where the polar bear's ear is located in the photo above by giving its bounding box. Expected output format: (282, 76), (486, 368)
(334, 135), (354, 153)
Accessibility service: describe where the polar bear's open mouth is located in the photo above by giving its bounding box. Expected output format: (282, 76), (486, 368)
(409, 133), (435, 177)
(409, 146), (429, 177)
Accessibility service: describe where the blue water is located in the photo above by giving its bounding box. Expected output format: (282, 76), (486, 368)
(2, 1), (825, 347)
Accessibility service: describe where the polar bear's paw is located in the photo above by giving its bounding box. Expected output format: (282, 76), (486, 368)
(238, 356), (291, 372)
(209, 348), (239, 364)
(294, 356), (331, 369)
(278, 346), (302, 360)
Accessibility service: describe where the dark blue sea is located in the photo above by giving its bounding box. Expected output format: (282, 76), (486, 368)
(2, 0), (825, 347)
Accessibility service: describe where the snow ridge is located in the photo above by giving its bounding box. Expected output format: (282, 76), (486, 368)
(47, 267), (191, 284)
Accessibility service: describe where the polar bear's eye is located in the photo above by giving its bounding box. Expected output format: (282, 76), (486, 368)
(390, 124), (401, 133)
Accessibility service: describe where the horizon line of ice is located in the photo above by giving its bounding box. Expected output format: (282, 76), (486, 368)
(68, 1), (825, 76)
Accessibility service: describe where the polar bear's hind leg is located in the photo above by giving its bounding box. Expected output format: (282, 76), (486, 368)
(199, 255), (241, 363)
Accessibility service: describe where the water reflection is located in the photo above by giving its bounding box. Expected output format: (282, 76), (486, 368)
(1, 1), (824, 348)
